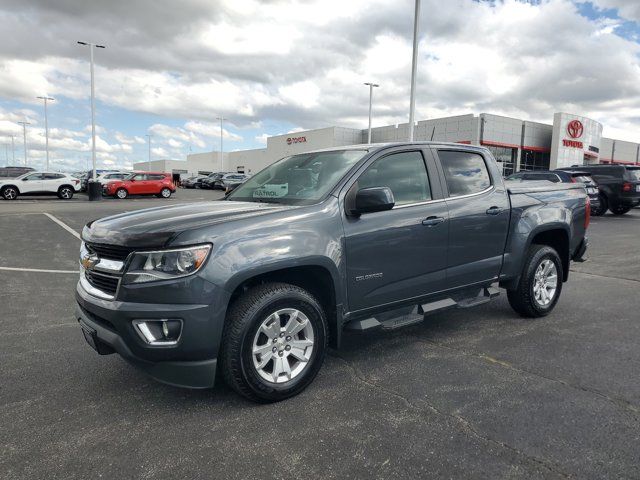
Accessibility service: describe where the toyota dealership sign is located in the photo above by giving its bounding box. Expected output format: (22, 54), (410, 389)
(550, 113), (603, 169)
(286, 136), (307, 145)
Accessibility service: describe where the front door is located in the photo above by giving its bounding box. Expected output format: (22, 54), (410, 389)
(128, 174), (147, 194)
(342, 149), (449, 313)
(19, 173), (44, 193)
(433, 148), (510, 289)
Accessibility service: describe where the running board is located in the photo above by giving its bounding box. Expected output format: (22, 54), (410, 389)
(344, 287), (500, 332)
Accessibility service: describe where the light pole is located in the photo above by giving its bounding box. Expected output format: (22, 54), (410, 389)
(364, 82), (379, 144)
(77, 41), (106, 181)
(145, 134), (153, 171)
(17, 121), (30, 166)
(37, 96), (54, 170)
(408, 0), (421, 142)
(10, 134), (15, 163)
(217, 116), (225, 171)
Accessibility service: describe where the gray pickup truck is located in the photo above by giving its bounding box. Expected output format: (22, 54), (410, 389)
(76, 142), (589, 402)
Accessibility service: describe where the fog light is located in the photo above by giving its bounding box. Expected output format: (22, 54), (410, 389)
(133, 319), (182, 346)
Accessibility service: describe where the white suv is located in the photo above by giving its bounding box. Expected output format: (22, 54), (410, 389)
(0, 172), (81, 200)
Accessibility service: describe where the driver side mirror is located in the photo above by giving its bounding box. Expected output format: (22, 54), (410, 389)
(22, 178), (28, 181)
(347, 186), (395, 216)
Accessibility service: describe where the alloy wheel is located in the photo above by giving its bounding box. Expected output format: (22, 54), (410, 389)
(251, 308), (314, 384)
(533, 259), (558, 307)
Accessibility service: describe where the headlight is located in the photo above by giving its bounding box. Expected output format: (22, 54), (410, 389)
(123, 244), (211, 284)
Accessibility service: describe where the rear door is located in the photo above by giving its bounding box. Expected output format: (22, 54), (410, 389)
(41, 173), (65, 193)
(342, 147), (449, 312)
(433, 148), (510, 289)
(147, 174), (165, 193)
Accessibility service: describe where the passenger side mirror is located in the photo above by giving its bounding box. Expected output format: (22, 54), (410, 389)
(349, 187), (395, 215)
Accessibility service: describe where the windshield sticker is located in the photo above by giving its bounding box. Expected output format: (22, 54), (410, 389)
(253, 183), (289, 198)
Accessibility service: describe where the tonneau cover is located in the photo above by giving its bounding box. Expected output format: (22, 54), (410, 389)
(505, 180), (585, 195)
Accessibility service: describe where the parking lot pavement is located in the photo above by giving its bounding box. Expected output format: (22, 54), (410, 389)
(0, 201), (639, 479)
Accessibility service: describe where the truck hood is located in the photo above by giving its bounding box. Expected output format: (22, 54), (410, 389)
(82, 200), (293, 247)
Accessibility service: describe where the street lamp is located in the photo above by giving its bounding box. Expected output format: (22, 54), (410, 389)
(36, 96), (54, 170)
(408, 0), (421, 142)
(10, 134), (15, 163)
(145, 134), (153, 171)
(17, 121), (30, 166)
(217, 116), (225, 171)
(364, 82), (379, 144)
(77, 41), (106, 181)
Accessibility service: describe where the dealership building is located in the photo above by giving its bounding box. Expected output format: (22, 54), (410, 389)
(134, 112), (640, 177)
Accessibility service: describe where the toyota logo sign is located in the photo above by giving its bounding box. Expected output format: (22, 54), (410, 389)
(567, 120), (584, 139)
(287, 136), (307, 145)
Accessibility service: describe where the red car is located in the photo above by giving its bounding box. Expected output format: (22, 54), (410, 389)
(103, 172), (176, 199)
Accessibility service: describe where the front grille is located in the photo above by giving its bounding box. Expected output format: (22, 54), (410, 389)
(86, 242), (135, 261)
(85, 270), (120, 296)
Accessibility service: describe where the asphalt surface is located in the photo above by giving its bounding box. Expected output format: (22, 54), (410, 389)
(1, 190), (639, 479)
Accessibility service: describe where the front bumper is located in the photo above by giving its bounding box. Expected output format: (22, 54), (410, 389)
(75, 279), (228, 389)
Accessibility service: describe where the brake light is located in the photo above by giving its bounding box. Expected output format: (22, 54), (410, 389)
(570, 177), (576, 183)
(622, 182), (633, 192)
(73, 179), (79, 185)
(585, 196), (590, 230)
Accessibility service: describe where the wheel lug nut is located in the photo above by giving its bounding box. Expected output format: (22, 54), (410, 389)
(278, 351), (284, 357)
(279, 332), (285, 338)
(272, 347), (277, 353)
(285, 345), (291, 351)
(273, 338), (278, 343)
(286, 336), (292, 341)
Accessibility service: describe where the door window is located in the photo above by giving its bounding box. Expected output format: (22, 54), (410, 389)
(357, 151), (431, 206)
(24, 173), (45, 181)
(132, 174), (147, 181)
(438, 151), (491, 197)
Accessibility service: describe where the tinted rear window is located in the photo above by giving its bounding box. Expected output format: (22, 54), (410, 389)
(626, 169), (640, 181)
(438, 151), (491, 196)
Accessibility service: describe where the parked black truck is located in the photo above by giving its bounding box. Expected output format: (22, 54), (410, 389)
(76, 142), (590, 402)
(559, 164), (640, 215)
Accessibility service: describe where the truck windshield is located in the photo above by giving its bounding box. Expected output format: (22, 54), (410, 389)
(226, 150), (368, 205)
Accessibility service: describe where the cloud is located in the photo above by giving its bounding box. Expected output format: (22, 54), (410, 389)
(1, 0), (640, 146)
(589, 0), (640, 22)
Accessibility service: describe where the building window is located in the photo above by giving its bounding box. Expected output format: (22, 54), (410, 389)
(485, 146), (516, 176)
(520, 150), (550, 171)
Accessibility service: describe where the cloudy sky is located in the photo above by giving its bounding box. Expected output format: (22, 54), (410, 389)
(0, 0), (639, 171)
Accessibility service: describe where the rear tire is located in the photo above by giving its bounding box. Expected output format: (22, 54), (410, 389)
(590, 195), (607, 216)
(158, 187), (172, 198)
(507, 245), (563, 318)
(610, 204), (631, 215)
(220, 282), (328, 403)
(1, 186), (18, 200)
(57, 186), (74, 200)
(115, 188), (128, 199)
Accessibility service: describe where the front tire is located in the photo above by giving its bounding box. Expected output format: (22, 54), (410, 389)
(2, 186), (18, 200)
(507, 245), (563, 318)
(220, 282), (328, 403)
(115, 188), (128, 199)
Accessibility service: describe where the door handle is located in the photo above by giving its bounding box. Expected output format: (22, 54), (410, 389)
(486, 206), (502, 215)
(422, 216), (445, 227)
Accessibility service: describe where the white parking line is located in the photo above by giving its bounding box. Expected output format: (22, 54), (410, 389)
(0, 266), (78, 274)
(42, 212), (81, 240)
